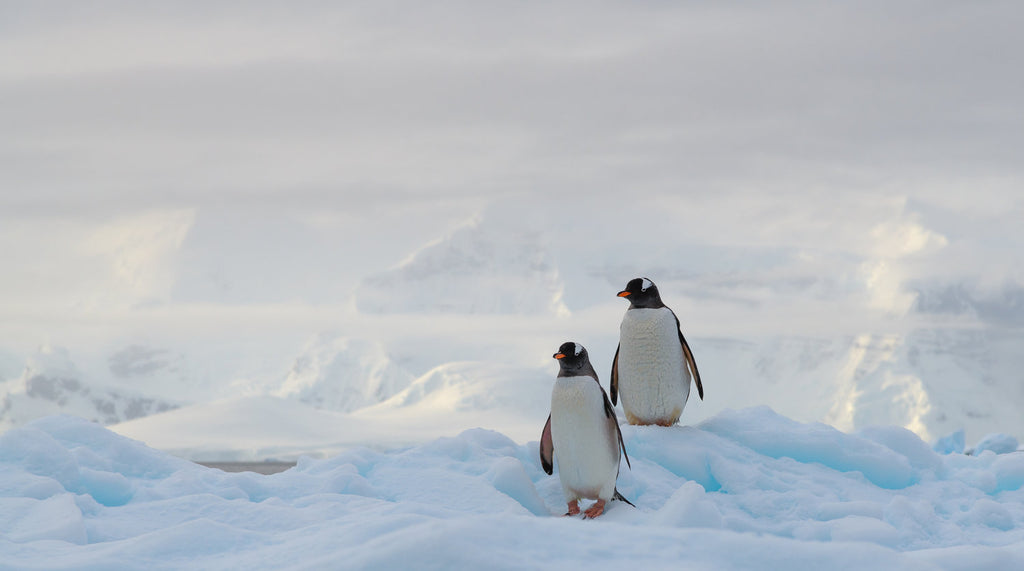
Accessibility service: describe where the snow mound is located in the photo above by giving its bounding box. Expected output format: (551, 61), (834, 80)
(4, 410), (1024, 568)
(972, 433), (1021, 456)
(355, 215), (569, 316)
(274, 334), (414, 413)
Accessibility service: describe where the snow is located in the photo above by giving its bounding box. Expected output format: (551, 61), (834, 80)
(973, 434), (1021, 456)
(0, 345), (179, 433)
(6, 198), (1024, 450)
(273, 334), (414, 413)
(110, 360), (552, 462)
(3, 410), (1024, 569)
(3, 4), (1024, 565)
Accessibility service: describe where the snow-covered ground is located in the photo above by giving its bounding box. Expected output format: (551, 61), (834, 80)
(3, 410), (1024, 569)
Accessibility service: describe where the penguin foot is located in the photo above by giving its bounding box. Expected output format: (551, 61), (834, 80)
(583, 499), (606, 519)
(565, 500), (581, 516)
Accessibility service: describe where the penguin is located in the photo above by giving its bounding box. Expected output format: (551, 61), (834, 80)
(611, 277), (704, 426)
(539, 341), (634, 518)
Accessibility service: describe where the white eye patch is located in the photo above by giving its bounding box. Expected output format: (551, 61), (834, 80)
(574, 343), (583, 356)
(641, 278), (653, 292)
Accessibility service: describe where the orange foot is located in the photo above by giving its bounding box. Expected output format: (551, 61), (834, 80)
(625, 411), (644, 425)
(565, 500), (580, 516)
(583, 499), (606, 519)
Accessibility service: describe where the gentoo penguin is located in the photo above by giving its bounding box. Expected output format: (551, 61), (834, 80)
(539, 342), (633, 518)
(611, 277), (704, 426)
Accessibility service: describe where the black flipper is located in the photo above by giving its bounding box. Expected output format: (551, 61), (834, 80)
(673, 312), (704, 400)
(540, 414), (554, 475)
(613, 489), (636, 508)
(602, 390), (631, 470)
(610, 343), (620, 405)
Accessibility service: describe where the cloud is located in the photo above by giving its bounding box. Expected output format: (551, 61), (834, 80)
(1, 1), (1022, 342)
(4, 2), (1023, 212)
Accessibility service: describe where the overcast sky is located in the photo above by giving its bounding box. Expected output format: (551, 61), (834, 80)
(2, 1), (1023, 349)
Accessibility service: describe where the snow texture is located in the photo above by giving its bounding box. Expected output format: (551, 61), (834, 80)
(3, 410), (1024, 569)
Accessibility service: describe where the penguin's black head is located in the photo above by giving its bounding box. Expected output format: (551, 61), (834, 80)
(553, 341), (590, 373)
(617, 277), (664, 308)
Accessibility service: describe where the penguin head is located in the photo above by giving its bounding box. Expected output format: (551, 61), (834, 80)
(553, 342), (591, 374)
(617, 277), (664, 308)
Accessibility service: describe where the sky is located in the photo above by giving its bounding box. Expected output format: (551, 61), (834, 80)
(2, 1), (1023, 353)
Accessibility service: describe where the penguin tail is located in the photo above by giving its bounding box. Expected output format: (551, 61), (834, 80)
(613, 489), (635, 508)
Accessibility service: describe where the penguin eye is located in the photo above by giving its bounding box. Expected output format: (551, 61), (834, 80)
(573, 343), (583, 356)
(640, 278), (652, 292)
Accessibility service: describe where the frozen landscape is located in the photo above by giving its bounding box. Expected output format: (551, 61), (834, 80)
(3, 204), (1023, 460)
(3, 409), (1024, 569)
(3, 2), (1024, 569)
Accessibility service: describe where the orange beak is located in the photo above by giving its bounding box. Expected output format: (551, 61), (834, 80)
(553, 353), (565, 360)
(617, 291), (631, 297)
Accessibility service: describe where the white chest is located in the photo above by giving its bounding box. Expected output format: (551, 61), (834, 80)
(549, 376), (619, 499)
(617, 307), (690, 423)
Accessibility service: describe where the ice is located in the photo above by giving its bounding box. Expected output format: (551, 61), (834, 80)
(992, 454), (1024, 493)
(0, 493), (88, 544)
(700, 407), (918, 489)
(483, 457), (550, 516)
(652, 481), (724, 528)
(935, 429), (967, 455)
(973, 434), (1020, 456)
(3, 411), (1024, 568)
